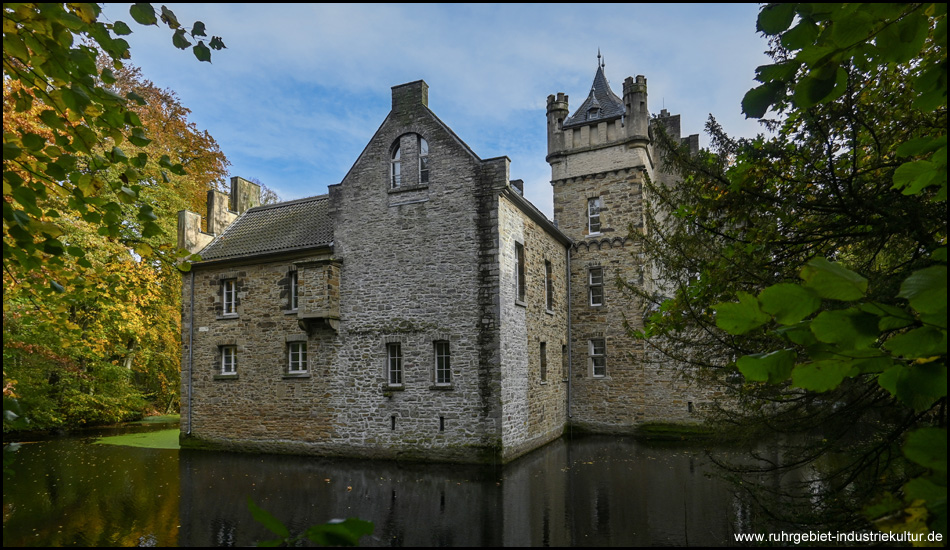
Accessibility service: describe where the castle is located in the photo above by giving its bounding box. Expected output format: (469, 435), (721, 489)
(177, 60), (714, 462)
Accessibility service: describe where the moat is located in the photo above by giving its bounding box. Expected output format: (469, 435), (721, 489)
(3, 420), (752, 546)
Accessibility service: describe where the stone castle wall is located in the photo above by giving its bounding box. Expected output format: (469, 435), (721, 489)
(497, 193), (569, 460)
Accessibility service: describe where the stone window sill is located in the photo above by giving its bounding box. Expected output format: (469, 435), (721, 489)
(283, 372), (311, 379)
(586, 232), (602, 239)
(213, 373), (239, 380)
(217, 314), (239, 320)
(284, 309), (298, 316)
(545, 308), (555, 315)
(388, 183), (429, 194)
(515, 299), (526, 308)
(429, 384), (454, 391)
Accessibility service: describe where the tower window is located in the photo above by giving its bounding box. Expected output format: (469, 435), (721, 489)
(589, 267), (604, 307)
(588, 197), (602, 234)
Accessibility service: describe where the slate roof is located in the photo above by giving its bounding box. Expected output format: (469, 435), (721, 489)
(563, 64), (625, 129)
(198, 195), (333, 261)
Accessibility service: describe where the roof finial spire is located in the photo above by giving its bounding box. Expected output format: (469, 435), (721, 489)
(597, 48), (602, 69)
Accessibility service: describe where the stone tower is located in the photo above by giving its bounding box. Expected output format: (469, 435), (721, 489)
(547, 55), (702, 431)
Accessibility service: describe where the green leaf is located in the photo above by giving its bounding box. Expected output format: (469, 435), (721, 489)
(209, 36), (226, 50)
(247, 498), (290, 538)
(757, 3), (797, 34)
(776, 321), (819, 346)
(742, 83), (782, 118)
(129, 3), (157, 26)
(875, 11), (929, 64)
(172, 29), (191, 50)
(129, 127), (152, 147)
(759, 283), (821, 324)
(193, 41), (211, 62)
(893, 160), (938, 194)
(112, 20), (133, 35)
(781, 20), (819, 50)
(737, 349), (795, 383)
(791, 360), (853, 392)
(904, 428), (948, 474)
(899, 266), (947, 314)
(160, 5), (180, 29)
(191, 21), (207, 37)
(810, 308), (880, 348)
(883, 327), (947, 359)
(800, 257), (868, 301)
(713, 292), (771, 335)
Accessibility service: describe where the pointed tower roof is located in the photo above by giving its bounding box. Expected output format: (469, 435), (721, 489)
(563, 53), (625, 128)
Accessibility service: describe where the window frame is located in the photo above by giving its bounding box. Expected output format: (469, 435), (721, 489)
(540, 342), (547, 382)
(434, 341), (451, 386)
(288, 341), (308, 373)
(588, 267), (604, 307)
(588, 197), (602, 235)
(289, 270), (299, 311)
(220, 345), (237, 375)
(222, 278), (237, 316)
(418, 137), (429, 184)
(387, 342), (403, 386)
(391, 144), (402, 188)
(590, 339), (606, 378)
(515, 242), (526, 304)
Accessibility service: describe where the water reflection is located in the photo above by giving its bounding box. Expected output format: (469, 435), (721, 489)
(4, 427), (742, 546)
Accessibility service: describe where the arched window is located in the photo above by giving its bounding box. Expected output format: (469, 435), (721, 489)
(418, 137), (429, 184)
(391, 145), (402, 188)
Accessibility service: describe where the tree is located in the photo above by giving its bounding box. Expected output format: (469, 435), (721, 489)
(3, 3), (225, 292)
(3, 4), (228, 428)
(631, 2), (945, 537)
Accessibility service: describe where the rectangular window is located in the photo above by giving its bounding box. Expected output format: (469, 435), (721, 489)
(434, 341), (451, 385)
(221, 346), (236, 374)
(387, 343), (403, 386)
(289, 270), (298, 311)
(589, 267), (604, 306)
(222, 279), (237, 315)
(515, 242), (526, 303)
(540, 342), (547, 382)
(419, 137), (429, 184)
(288, 342), (308, 373)
(590, 339), (606, 377)
(545, 260), (554, 311)
(588, 197), (602, 234)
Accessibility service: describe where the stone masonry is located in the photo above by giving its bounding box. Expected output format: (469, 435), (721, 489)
(179, 62), (718, 463)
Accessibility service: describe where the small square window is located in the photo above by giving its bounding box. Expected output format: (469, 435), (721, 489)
(288, 342), (308, 373)
(222, 279), (237, 315)
(387, 343), (403, 386)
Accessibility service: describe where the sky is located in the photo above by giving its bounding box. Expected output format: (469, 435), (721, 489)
(100, 3), (772, 218)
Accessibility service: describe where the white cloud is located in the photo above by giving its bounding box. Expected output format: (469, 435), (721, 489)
(104, 3), (771, 211)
